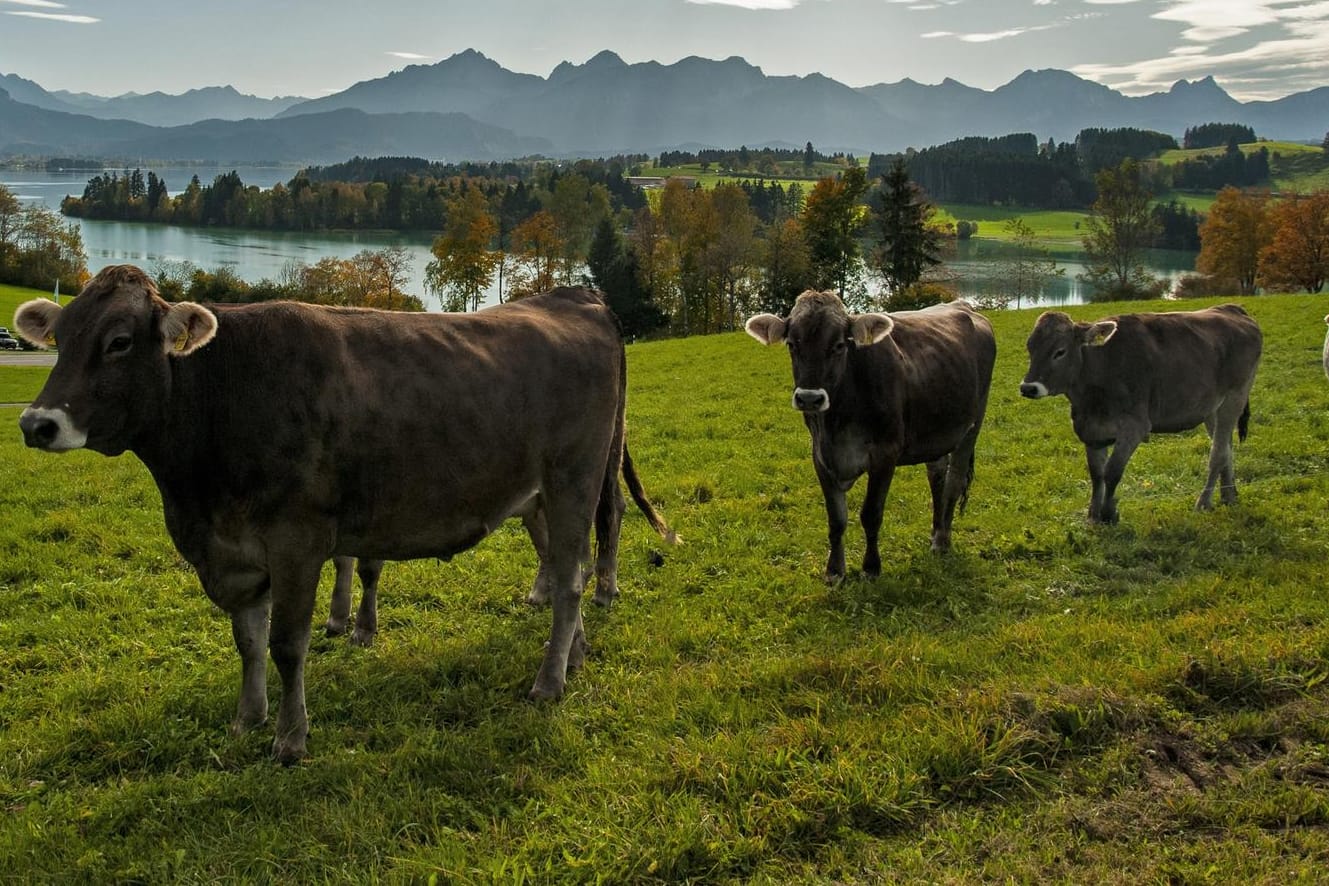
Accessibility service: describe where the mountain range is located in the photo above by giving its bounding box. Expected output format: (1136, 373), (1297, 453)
(2, 51), (1326, 165)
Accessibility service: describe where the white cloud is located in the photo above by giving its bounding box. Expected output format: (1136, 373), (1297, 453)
(1072, 0), (1329, 98)
(0, 0), (66, 7)
(5, 10), (97, 22)
(921, 21), (1059, 42)
(685, 0), (801, 9)
(387, 51), (432, 60)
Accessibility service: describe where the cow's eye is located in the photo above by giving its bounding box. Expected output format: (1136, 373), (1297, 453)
(831, 340), (847, 354)
(1052, 347), (1067, 360)
(106, 334), (133, 355)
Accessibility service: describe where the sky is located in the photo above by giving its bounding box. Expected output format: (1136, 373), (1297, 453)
(2, 0), (1328, 102)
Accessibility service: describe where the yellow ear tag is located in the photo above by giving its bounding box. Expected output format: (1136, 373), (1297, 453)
(44, 333), (56, 347)
(1092, 333), (1108, 346)
(173, 330), (189, 352)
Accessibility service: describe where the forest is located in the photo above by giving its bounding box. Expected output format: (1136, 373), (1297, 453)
(45, 124), (1329, 339)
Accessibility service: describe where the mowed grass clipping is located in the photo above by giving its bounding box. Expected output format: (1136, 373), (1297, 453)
(2, 293), (1329, 881)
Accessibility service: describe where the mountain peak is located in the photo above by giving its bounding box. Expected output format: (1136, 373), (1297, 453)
(585, 50), (626, 69)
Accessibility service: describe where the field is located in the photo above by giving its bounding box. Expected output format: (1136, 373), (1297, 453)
(3, 290), (1329, 881)
(1158, 141), (1329, 194)
(935, 205), (1090, 250)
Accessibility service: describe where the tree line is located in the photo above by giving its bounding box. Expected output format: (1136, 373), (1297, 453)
(879, 125), (1275, 210)
(0, 185), (87, 292)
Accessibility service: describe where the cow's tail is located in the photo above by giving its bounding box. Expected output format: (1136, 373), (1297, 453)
(1238, 398), (1251, 443)
(623, 442), (679, 544)
(601, 343), (678, 547)
(956, 448), (976, 516)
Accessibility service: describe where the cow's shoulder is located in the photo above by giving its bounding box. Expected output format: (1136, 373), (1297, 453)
(532, 286), (607, 308)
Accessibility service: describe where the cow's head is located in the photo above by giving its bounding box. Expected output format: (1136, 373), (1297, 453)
(15, 264), (217, 454)
(1019, 310), (1117, 399)
(746, 290), (894, 413)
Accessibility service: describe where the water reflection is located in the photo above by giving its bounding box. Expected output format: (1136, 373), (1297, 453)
(5, 167), (1196, 312)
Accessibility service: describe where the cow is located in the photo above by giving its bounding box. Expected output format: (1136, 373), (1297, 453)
(1019, 305), (1262, 525)
(15, 264), (670, 764)
(1322, 315), (1329, 380)
(745, 291), (996, 580)
(325, 453), (676, 645)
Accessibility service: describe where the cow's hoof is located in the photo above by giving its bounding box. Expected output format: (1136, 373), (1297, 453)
(230, 717), (266, 737)
(1194, 497), (1214, 512)
(592, 586), (618, 608)
(324, 619), (347, 637)
(527, 681), (565, 702)
(350, 627), (375, 648)
(272, 740), (307, 767)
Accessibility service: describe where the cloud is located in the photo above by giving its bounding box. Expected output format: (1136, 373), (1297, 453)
(685, 0), (801, 8)
(0, 0), (67, 7)
(387, 51), (432, 60)
(923, 22), (1059, 42)
(5, 10), (97, 22)
(1072, 0), (1329, 98)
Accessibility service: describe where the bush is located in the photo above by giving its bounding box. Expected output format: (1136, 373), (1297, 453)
(883, 281), (956, 311)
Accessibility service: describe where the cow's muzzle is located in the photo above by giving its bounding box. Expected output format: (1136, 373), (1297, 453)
(792, 387), (830, 413)
(1019, 382), (1048, 399)
(19, 406), (87, 451)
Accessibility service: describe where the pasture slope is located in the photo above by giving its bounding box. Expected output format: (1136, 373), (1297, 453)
(2, 288), (1329, 882)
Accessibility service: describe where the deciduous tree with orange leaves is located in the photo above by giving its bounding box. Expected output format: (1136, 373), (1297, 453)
(1196, 186), (1275, 295)
(1259, 191), (1329, 294)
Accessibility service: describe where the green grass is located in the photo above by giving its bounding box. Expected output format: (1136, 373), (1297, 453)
(1159, 140), (1329, 194)
(3, 293), (1329, 880)
(937, 204), (1090, 248)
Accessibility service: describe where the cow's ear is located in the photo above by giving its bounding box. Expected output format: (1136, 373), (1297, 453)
(14, 299), (62, 349)
(1082, 320), (1117, 347)
(160, 302), (218, 357)
(849, 313), (895, 346)
(745, 313), (788, 345)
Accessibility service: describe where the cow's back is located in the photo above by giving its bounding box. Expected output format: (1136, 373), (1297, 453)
(1079, 304), (1261, 434)
(161, 291), (623, 563)
(854, 302), (996, 464)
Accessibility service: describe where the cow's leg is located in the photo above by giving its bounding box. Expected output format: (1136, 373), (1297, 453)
(816, 463), (850, 581)
(230, 598), (271, 735)
(529, 486), (595, 700)
(267, 555), (322, 764)
(1198, 406), (1241, 510)
(350, 559), (383, 647)
(860, 462), (897, 576)
(520, 498), (554, 607)
(1098, 435), (1142, 525)
(1085, 444), (1110, 523)
(592, 461), (627, 608)
(325, 556), (355, 637)
(935, 429), (980, 551)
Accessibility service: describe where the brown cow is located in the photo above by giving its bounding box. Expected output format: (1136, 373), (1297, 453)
(746, 291), (996, 579)
(15, 264), (670, 763)
(326, 453), (675, 645)
(1020, 305), (1262, 524)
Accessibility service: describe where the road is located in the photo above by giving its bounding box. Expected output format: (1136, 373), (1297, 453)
(0, 352), (56, 367)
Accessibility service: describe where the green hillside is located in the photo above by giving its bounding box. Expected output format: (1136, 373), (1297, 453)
(1159, 140), (1329, 193)
(2, 293), (1329, 880)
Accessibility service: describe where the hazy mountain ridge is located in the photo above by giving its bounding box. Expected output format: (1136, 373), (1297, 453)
(0, 73), (306, 126)
(0, 87), (549, 163)
(2, 53), (1327, 165)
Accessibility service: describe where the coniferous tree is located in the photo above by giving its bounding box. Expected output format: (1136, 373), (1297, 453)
(870, 157), (942, 302)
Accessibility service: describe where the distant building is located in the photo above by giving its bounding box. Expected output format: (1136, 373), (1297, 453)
(627, 176), (698, 190)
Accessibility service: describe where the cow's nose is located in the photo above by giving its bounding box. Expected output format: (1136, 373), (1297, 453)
(1019, 382), (1042, 399)
(19, 412), (59, 448)
(793, 388), (828, 412)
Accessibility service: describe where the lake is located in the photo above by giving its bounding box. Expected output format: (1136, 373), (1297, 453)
(2, 166), (1193, 310)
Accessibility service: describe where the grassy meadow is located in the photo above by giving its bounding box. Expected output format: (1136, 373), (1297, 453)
(3, 289), (1329, 881)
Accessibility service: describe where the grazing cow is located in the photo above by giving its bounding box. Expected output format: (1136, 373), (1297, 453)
(746, 291), (996, 580)
(325, 454), (675, 645)
(1019, 305), (1262, 524)
(15, 264), (670, 764)
(1322, 315), (1329, 380)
